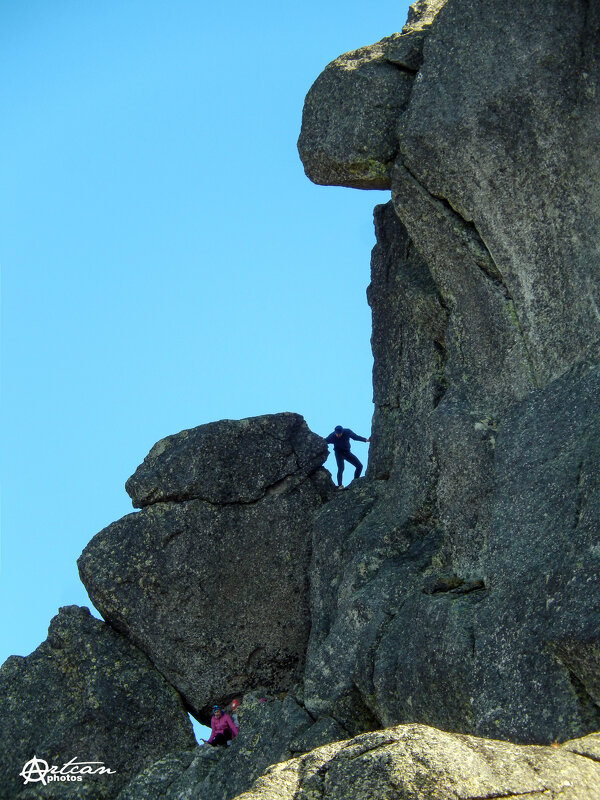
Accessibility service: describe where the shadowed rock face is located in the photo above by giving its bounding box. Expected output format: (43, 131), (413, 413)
(299, 0), (600, 744)
(306, 353), (600, 742)
(79, 413), (333, 722)
(0, 606), (195, 800)
(116, 693), (344, 800)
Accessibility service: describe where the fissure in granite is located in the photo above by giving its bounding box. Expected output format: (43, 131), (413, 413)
(396, 159), (542, 392)
(298, 0), (600, 747)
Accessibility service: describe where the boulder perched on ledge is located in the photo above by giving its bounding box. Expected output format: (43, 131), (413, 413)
(78, 413), (334, 722)
(297, 1), (447, 189)
(0, 606), (195, 800)
(125, 412), (329, 508)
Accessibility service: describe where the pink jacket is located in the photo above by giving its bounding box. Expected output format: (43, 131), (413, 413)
(208, 712), (238, 742)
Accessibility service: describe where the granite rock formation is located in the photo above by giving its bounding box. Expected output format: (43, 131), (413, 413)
(235, 724), (600, 800)
(5, 0), (600, 797)
(0, 606), (195, 800)
(117, 718), (600, 800)
(125, 413), (329, 508)
(299, 0), (600, 744)
(78, 413), (333, 723)
(297, 0), (448, 189)
(116, 692), (346, 800)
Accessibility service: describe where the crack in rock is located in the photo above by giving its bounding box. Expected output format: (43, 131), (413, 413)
(393, 160), (541, 389)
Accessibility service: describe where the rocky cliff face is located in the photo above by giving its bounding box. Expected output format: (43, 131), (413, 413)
(299, 0), (600, 745)
(0, 606), (195, 800)
(3, 1), (600, 798)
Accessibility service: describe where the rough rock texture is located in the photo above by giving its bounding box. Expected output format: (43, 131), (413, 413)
(299, 0), (600, 745)
(117, 693), (339, 800)
(297, 33), (414, 190)
(394, 0), (600, 388)
(0, 606), (195, 800)
(78, 413), (333, 722)
(10, 1), (600, 795)
(304, 214), (600, 742)
(125, 413), (328, 508)
(298, 0), (447, 189)
(235, 724), (600, 800)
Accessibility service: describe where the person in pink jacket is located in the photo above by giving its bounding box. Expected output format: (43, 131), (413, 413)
(207, 705), (238, 747)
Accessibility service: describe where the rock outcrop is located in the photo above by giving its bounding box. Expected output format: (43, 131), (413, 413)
(299, 0), (600, 744)
(297, 0), (448, 189)
(125, 413), (329, 508)
(235, 724), (600, 800)
(0, 606), (195, 800)
(116, 693), (344, 800)
(4, 0), (600, 797)
(303, 205), (600, 743)
(117, 719), (600, 800)
(78, 413), (333, 722)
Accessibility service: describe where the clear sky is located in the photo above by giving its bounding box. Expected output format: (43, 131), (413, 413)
(1, 0), (410, 738)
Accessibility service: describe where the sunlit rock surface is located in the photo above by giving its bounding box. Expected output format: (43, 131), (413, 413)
(235, 725), (600, 800)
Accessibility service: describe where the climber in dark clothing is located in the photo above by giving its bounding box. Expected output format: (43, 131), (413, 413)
(324, 425), (371, 488)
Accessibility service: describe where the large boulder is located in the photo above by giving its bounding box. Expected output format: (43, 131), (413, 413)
(297, 1), (448, 189)
(297, 33), (414, 190)
(125, 412), (328, 507)
(234, 724), (600, 800)
(78, 413), (333, 722)
(298, 0), (600, 745)
(0, 606), (195, 800)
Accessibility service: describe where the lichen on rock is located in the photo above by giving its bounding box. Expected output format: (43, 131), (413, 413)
(78, 413), (334, 723)
(0, 606), (195, 800)
(298, 0), (600, 746)
(234, 724), (600, 800)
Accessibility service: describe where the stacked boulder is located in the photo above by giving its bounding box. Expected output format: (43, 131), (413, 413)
(3, 0), (600, 797)
(78, 413), (333, 722)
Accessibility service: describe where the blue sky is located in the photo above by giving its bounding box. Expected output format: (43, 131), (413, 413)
(1, 0), (410, 737)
